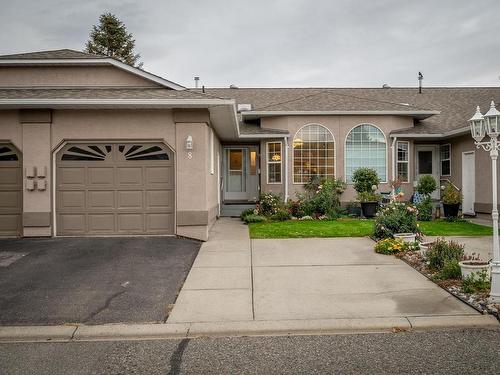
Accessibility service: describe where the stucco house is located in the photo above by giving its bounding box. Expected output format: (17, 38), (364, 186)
(0, 49), (499, 240)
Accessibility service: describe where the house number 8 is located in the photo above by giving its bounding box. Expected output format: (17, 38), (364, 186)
(187, 152), (193, 159)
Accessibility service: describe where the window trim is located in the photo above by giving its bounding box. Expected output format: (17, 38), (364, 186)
(396, 141), (410, 183)
(292, 123), (336, 185)
(344, 123), (388, 184)
(266, 141), (283, 184)
(440, 143), (451, 177)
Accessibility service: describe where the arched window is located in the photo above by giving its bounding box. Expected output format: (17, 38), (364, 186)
(345, 124), (387, 182)
(293, 124), (334, 183)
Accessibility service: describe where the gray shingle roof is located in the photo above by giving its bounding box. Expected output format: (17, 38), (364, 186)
(239, 122), (289, 136)
(0, 49), (104, 60)
(0, 87), (213, 100)
(202, 87), (500, 134)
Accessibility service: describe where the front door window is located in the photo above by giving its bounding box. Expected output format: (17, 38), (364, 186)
(228, 149), (245, 192)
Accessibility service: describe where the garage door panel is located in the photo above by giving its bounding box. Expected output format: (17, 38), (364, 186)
(59, 167), (85, 186)
(117, 190), (143, 209)
(0, 214), (21, 233)
(146, 166), (174, 187)
(0, 191), (22, 210)
(0, 167), (22, 187)
(58, 214), (86, 233)
(146, 213), (174, 232)
(88, 214), (115, 232)
(88, 190), (115, 209)
(57, 143), (174, 236)
(88, 167), (114, 186)
(146, 190), (174, 210)
(117, 214), (144, 232)
(59, 191), (85, 209)
(117, 167), (143, 185)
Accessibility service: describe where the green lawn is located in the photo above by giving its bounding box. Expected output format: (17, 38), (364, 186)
(248, 219), (493, 239)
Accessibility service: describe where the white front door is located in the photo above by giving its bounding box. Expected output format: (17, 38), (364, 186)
(415, 145), (440, 200)
(462, 151), (475, 215)
(223, 146), (259, 202)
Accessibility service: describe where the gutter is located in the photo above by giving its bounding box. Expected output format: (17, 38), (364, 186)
(284, 136), (289, 202)
(242, 110), (440, 120)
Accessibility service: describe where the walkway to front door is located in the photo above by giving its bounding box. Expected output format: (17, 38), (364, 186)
(168, 218), (477, 324)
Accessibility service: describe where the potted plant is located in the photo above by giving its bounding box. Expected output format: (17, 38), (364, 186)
(352, 168), (380, 218)
(441, 182), (462, 218)
(459, 253), (491, 279)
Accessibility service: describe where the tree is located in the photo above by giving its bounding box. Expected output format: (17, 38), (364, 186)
(85, 13), (142, 68)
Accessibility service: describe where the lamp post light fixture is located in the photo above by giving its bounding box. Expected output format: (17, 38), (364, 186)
(469, 100), (500, 302)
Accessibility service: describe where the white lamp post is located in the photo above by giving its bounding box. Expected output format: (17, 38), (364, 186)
(469, 101), (500, 302)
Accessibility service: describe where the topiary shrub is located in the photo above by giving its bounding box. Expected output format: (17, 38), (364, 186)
(416, 175), (437, 195)
(373, 201), (419, 239)
(352, 168), (380, 194)
(426, 238), (464, 271)
(417, 196), (433, 221)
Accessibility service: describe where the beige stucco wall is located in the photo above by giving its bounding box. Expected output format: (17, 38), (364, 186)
(0, 66), (159, 87)
(259, 115), (414, 203)
(0, 108), (214, 240)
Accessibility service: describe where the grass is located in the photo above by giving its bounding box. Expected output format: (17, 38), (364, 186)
(249, 218), (493, 239)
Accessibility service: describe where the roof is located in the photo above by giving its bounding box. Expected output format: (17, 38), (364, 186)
(239, 122), (289, 137)
(0, 87), (213, 100)
(0, 49), (104, 60)
(202, 87), (500, 135)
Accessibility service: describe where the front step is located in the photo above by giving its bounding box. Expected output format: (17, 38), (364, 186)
(221, 203), (256, 217)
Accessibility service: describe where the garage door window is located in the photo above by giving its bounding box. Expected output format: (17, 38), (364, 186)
(0, 146), (19, 161)
(61, 144), (170, 161)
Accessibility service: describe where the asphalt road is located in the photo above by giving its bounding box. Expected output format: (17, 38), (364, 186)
(0, 237), (200, 325)
(1, 329), (499, 374)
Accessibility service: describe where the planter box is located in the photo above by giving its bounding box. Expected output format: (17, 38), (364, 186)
(442, 203), (460, 218)
(360, 201), (378, 218)
(459, 260), (491, 279)
(394, 233), (416, 243)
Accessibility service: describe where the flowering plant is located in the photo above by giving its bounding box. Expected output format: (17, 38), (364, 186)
(374, 201), (420, 240)
(258, 193), (283, 216)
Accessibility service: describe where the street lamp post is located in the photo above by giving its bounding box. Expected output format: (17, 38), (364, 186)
(469, 101), (500, 302)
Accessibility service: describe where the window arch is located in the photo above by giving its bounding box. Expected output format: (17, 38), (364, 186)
(293, 124), (335, 183)
(345, 124), (387, 182)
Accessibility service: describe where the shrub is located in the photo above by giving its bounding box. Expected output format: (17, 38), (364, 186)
(240, 208), (256, 220)
(291, 177), (346, 218)
(243, 214), (266, 224)
(356, 191), (381, 202)
(441, 183), (462, 205)
(286, 199), (304, 218)
(426, 238), (464, 271)
(461, 269), (491, 294)
(373, 201), (419, 239)
(416, 175), (437, 195)
(374, 238), (405, 255)
(352, 168), (380, 193)
(435, 259), (461, 280)
(258, 193), (283, 217)
(417, 196), (433, 221)
(271, 209), (292, 222)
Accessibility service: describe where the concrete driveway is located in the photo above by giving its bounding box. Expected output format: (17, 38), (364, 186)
(0, 237), (200, 325)
(168, 219), (477, 324)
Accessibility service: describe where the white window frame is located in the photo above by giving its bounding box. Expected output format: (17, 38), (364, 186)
(344, 123), (388, 183)
(266, 141), (282, 184)
(396, 141), (410, 183)
(209, 128), (215, 175)
(292, 123), (335, 184)
(440, 143), (451, 176)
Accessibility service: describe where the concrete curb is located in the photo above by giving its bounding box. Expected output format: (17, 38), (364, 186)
(0, 315), (497, 343)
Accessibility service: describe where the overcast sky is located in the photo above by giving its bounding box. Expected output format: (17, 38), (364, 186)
(1, 0), (499, 88)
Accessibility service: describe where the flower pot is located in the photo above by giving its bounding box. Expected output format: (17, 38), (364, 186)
(393, 233), (416, 243)
(442, 203), (460, 218)
(459, 260), (491, 279)
(360, 201), (378, 218)
(418, 241), (433, 258)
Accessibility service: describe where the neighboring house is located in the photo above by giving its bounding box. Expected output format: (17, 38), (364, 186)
(0, 49), (499, 240)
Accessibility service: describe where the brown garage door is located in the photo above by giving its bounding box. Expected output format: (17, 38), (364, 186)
(56, 143), (174, 236)
(0, 144), (22, 237)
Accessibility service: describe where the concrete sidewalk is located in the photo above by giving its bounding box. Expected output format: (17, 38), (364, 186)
(168, 218), (486, 326)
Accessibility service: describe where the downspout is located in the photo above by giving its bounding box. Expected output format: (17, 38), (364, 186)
(284, 136), (289, 202)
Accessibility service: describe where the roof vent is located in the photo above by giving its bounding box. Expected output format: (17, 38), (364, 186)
(382, 83), (391, 88)
(237, 103), (252, 112)
(229, 84), (239, 89)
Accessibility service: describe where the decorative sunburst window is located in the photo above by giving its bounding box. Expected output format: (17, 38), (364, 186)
(118, 145), (169, 160)
(61, 145), (111, 161)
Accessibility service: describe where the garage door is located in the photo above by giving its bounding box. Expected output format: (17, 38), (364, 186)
(56, 143), (174, 236)
(0, 144), (22, 236)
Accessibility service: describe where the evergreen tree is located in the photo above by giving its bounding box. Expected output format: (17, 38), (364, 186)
(85, 13), (142, 68)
